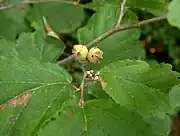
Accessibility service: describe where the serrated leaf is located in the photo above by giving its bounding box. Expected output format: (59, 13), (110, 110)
(100, 60), (180, 117)
(83, 99), (169, 136)
(39, 101), (85, 136)
(27, 2), (85, 33)
(167, 0), (180, 29)
(37, 99), (170, 136)
(0, 38), (18, 58)
(0, 20), (65, 62)
(77, 5), (145, 69)
(0, 57), (73, 136)
(86, 0), (168, 16)
(0, 8), (30, 40)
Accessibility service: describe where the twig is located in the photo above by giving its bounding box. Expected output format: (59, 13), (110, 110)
(78, 68), (87, 107)
(58, 54), (76, 64)
(0, 4), (23, 10)
(87, 16), (166, 48)
(0, 0), (84, 11)
(57, 15), (167, 65)
(115, 0), (127, 27)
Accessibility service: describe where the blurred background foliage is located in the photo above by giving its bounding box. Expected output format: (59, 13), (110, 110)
(138, 10), (180, 72)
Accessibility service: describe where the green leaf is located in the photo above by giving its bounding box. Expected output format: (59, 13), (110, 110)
(77, 5), (145, 69)
(38, 99), (170, 136)
(27, 2), (85, 33)
(143, 116), (170, 136)
(0, 20), (65, 62)
(100, 60), (180, 117)
(86, 0), (168, 16)
(0, 8), (30, 41)
(83, 99), (169, 136)
(167, 0), (180, 29)
(127, 0), (168, 15)
(145, 59), (159, 67)
(38, 101), (85, 136)
(6, 0), (24, 4)
(0, 57), (73, 136)
(0, 38), (18, 58)
(169, 86), (180, 110)
(85, 82), (109, 99)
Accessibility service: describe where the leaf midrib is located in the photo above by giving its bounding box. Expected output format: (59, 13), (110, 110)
(0, 81), (68, 106)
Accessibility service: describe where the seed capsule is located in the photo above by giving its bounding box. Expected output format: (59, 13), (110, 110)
(87, 47), (103, 63)
(72, 45), (88, 61)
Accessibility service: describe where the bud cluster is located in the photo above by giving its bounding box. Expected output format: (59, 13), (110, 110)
(72, 45), (103, 63)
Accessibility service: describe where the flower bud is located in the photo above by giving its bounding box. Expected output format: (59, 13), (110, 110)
(87, 47), (103, 63)
(72, 45), (88, 61)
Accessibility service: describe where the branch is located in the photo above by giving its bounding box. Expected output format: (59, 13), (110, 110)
(87, 15), (167, 48)
(115, 0), (127, 27)
(78, 67), (87, 107)
(0, 0), (84, 11)
(57, 15), (167, 65)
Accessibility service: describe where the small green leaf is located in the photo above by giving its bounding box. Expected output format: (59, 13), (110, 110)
(27, 2), (85, 33)
(6, 0), (24, 4)
(39, 101), (85, 136)
(169, 86), (180, 110)
(77, 5), (145, 69)
(167, 0), (180, 29)
(83, 99), (169, 136)
(127, 0), (168, 15)
(0, 20), (65, 62)
(38, 99), (170, 136)
(143, 116), (170, 136)
(77, 27), (93, 45)
(0, 38), (18, 58)
(0, 8), (30, 40)
(85, 82), (109, 99)
(0, 57), (73, 136)
(100, 60), (180, 117)
(86, 0), (168, 16)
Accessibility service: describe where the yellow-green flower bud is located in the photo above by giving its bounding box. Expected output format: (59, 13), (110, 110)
(87, 47), (103, 63)
(72, 45), (88, 61)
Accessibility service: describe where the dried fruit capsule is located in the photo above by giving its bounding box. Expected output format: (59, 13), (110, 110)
(87, 47), (103, 63)
(72, 45), (88, 61)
